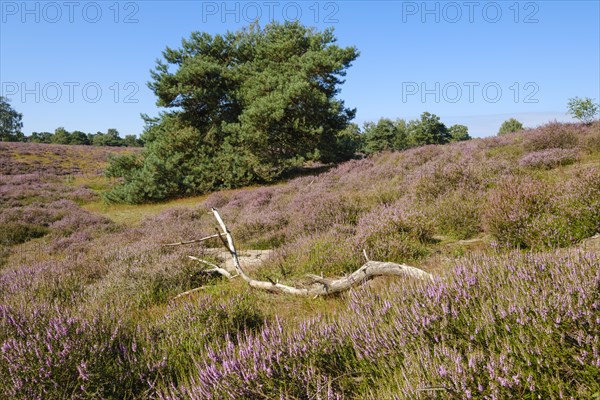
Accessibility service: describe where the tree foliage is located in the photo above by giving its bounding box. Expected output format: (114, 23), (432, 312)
(107, 22), (359, 203)
(361, 118), (407, 154)
(0, 96), (24, 142)
(498, 118), (524, 135)
(448, 124), (471, 142)
(28, 128), (142, 147)
(360, 112), (468, 154)
(567, 97), (599, 124)
(407, 112), (451, 146)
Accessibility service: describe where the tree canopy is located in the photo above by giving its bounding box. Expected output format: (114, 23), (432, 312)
(360, 113), (470, 154)
(27, 127), (142, 147)
(567, 97), (599, 124)
(107, 22), (359, 203)
(498, 118), (524, 135)
(0, 96), (24, 142)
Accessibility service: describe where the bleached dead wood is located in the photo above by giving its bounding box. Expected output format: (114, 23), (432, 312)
(163, 232), (226, 247)
(191, 207), (433, 297)
(188, 256), (236, 279)
(173, 286), (207, 300)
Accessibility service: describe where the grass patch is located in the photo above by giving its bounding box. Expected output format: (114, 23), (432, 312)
(82, 195), (209, 225)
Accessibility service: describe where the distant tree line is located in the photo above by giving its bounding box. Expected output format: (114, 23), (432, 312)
(1, 96), (142, 146)
(349, 111), (471, 155)
(27, 127), (143, 147)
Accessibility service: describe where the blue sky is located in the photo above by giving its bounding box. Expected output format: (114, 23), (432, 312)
(1, 1), (599, 137)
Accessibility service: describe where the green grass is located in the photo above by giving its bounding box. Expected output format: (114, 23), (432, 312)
(82, 195), (210, 225)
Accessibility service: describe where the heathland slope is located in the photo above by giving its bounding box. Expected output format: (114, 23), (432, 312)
(0, 122), (599, 399)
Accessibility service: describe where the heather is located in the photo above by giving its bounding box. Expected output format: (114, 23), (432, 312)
(161, 249), (600, 399)
(0, 122), (599, 398)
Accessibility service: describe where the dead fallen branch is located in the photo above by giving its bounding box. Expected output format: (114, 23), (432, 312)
(188, 256), (236, 279)
(163, 232), (226, 247)
(174, 208), (433, 298)
(173, 286), (207, 300)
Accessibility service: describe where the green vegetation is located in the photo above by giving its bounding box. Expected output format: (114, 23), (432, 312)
(29, 127), (143, 147)
(0, 222), (49, 245)
(567, 96), (599, 124)
(106, 21), (359, 203)
(2, 15), (599, 398)
(1, 121), (599, 398)
(0, 96), (24, 142)
(497, 117), (524, 135)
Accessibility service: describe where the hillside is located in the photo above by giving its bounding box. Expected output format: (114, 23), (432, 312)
(0, 122), (599, 399)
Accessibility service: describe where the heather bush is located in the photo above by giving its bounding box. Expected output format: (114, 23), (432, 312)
(148, 292), (264, 385)
(0, 305), (158, 399)
(579, 121), (600, 153)
(555, 167), (600, 240)
(82, 239), (224, 310)
(222, 186), (289, 249)
(259, 227), (362, 281)
(160, 314), (366, 399)
(162, 249), (600, 399)
(289, 188), (365, 234)
(0, 245), (9, 267)
(522, 122), (579, 151)
(429, 188), (482, 239)
(409, 157), (482, 202)
(0, 253), (105, 306)
(353, 200), (433, 263)
(483, 175), (551, 248)
(484, 170), (599, 249)
(518, 148), (580, 169)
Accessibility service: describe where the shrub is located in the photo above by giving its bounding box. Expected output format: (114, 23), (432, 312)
(484, 171), (599, 248)
(0, 222), (48, 245)
(430, 188), (482, 239)
(567, 96), (599, 124)
(353, 200), (433, 263)
(483, 175), (551, 248)
(410, 158), (481, 202)
(162, 249), (600, 399)
(497, 118), (523, 135)
(557, 167), (600, 240)
(518, 148), (580, 169)
(148, 292), (264, 386)
(0, 305), (157, 399)
(523, 122), (578, 151)
(260, 228), (362, 280)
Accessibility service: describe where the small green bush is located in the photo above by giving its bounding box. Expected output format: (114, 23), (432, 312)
(0, 223), (49, 245)
(497, 118), (523, 135)
(431, 189), (482, 239)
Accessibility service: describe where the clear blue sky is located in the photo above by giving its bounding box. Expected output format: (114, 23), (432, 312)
(1, 1), (599, 137)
